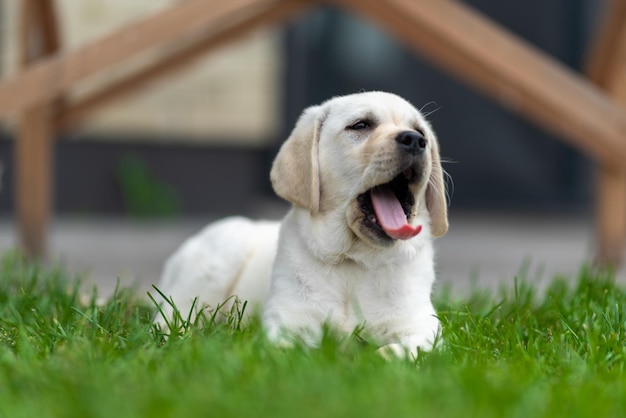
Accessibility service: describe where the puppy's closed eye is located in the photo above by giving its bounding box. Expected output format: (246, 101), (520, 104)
(347, 119), (374, 131)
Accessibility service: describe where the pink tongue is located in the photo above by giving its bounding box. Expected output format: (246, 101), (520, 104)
(371, 187), (422, 240)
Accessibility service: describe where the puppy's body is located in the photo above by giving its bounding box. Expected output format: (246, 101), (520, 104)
(264, 207), (439, 353)
(158, 217), (279, 320)
(157, 92), (448, 356)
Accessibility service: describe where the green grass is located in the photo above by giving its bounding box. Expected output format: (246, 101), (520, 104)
(0, 251), (625, 417)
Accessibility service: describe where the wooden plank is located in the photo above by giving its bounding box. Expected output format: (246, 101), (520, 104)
(0, 0), (278, 118)
(35, 0), (61, 52)
(57, 0), (313, 131)
(595, 166), (626, 266)
(16, 0), (60, 258)
(586, 0), (626, 266)
(16, 105), (54, 259)
(333, 0), (626, 167)
(586, 0), (626, 89)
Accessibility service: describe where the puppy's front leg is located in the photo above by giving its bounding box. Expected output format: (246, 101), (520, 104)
(262, 251), (335, 348)
(377, 315), (441, 360)
(262, 279), (330, 348)
(263, 307), (326, 348)
(376, 336), (434, 360)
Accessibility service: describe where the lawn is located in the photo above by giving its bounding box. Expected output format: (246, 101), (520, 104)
(0, 251), (625, 418)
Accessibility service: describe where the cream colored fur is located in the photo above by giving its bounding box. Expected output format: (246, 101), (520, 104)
(156, 92), (448, 358)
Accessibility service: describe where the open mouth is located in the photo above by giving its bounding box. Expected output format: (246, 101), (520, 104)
(357, 168), (422, 241)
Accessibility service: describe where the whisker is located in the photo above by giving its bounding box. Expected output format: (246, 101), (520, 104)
(440, 157), (458, 165)
(419, 101), (442, 118)
(427, 162), (454, 207)
(443, 168), (454, 205)
(439, 157), (455, 204)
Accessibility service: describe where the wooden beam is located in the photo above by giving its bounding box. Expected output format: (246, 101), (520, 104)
(586, 0), (626, 90)
(595, 166), (626, 266)
(16, 0), (60, 259)
(586, 0), (626, 266)
(16, 105), (55, 259)
(333, 0), (626, 167)
(34, 0), (61, 52)
(0, 0), (281, 119)
(57, 0), (313, 131)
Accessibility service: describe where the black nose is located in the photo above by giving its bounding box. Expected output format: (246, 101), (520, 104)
(395, 130), (427, 155)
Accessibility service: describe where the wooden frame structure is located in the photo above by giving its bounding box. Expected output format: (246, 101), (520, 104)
(2, 0), (626, 264)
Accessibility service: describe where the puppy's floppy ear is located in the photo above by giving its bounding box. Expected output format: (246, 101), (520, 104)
(270, 105), (325, 215)
(426, 135), (448, 237)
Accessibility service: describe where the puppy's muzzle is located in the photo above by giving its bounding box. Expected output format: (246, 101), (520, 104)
(396, 130), (426, 156)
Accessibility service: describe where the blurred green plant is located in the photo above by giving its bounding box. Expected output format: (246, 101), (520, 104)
(117, 154), (181, 218)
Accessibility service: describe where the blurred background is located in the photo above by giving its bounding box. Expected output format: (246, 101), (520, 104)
(0, 0), (619, 296)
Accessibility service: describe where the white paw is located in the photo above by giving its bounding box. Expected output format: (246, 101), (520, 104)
(377, 331), (439, 360)
(264, 317), (321, 349)
(377, 343), (415, 360)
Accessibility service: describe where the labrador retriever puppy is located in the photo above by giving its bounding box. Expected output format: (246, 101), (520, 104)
(156, 91), (448, 357)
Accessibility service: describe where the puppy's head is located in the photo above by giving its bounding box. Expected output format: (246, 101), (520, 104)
(271, 92), (448, 247)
